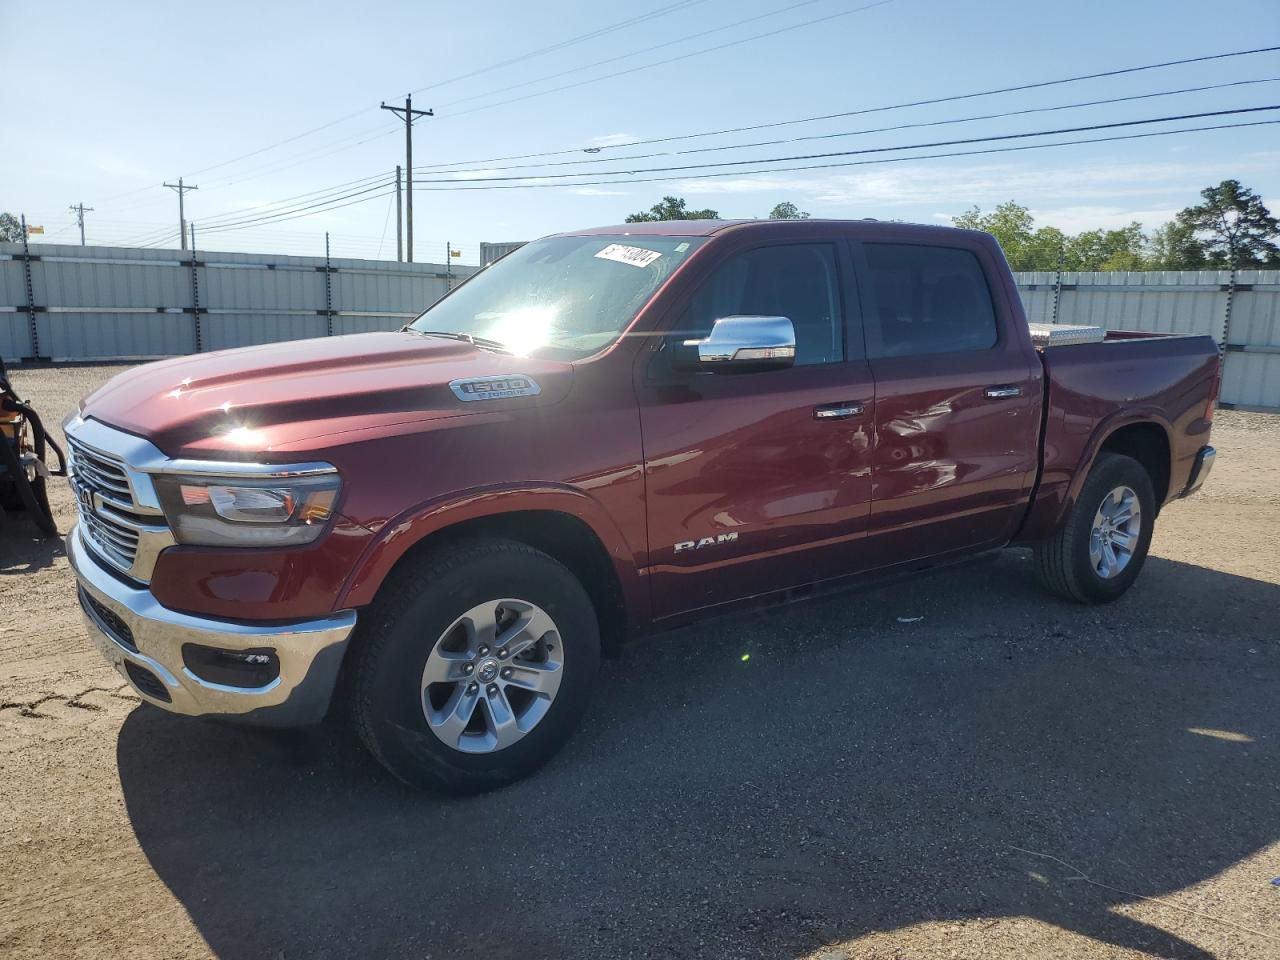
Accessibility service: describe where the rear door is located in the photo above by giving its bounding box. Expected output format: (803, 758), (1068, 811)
(851, 238), (1041, 566)
(637, 235), (876, 619)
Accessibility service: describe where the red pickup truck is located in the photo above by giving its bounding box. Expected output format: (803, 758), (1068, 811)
(65, 219), (1219, 792)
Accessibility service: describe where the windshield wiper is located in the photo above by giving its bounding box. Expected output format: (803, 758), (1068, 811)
(404, 329), (511, 353)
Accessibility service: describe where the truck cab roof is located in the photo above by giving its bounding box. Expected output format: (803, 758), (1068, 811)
(558, 218), (992, 243)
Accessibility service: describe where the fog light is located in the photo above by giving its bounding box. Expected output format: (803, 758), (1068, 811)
(181, 644), (281, 689)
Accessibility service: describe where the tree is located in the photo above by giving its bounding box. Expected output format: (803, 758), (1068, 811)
(1064, 223), (1147, 271)
(768, 201), (810, 220)
(0, 212), (23, 243)
(1146, 220), (1206, 271)
(953, 202), (1036, 269)
(625, 196), (719, 223)
(1023, 226), (1067, 271)
(1176, 179), (1279, 267)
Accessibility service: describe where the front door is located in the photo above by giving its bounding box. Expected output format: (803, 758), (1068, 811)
(851, 238), (1042, 566)
(637, 239), (876, 619)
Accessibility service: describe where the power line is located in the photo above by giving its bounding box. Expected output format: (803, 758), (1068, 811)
(441, 0), (898, 119)
(414, 76), (1280, 176)
(189, 169), (394, 227)
(433, 0), (837, 111)
(126, 101), (1280, 241)
(116, 173), (394, 245)
(406, 118), (1280, 191)
(192, 179), (394, 233)
(187, 1), (728, 191)
(167, 0), (713, 183)
(196, 187), (397, 236)
(405, 0), (713, 98)
(414, 43), (1280, 170)
(409, 104), (1280, 184)
(196, 121), (400, 189)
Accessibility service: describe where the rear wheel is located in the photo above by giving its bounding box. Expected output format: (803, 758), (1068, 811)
(1034, 452), (1156, 603)
(350, 538), (600, 793)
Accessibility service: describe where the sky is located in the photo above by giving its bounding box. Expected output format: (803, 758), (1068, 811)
(3, 0), (1279, 264)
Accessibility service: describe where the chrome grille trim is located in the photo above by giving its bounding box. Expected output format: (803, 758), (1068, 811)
(67, 439), (133, 499)
(64, 416), (175, 582)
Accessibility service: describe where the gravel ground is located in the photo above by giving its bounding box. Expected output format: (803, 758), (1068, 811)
(1, 363), (1278, 960)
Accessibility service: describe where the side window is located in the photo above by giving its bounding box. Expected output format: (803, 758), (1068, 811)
(679, 243), (844, 366)
(862, 244), (998, 358)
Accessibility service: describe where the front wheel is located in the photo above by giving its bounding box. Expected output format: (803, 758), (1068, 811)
(350, 538), (600, 793)
(1034, 452), (1156, 603)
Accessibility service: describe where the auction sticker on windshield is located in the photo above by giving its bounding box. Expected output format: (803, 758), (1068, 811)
(594, 243), (663, 268)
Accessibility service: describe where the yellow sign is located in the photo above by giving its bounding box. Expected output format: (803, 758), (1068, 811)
(450, 249), (461, 258)
(26, 225), (44, 235)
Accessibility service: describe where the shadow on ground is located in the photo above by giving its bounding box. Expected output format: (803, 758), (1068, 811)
(0, 513), (64, 575)
(117, 552), (1279, 959)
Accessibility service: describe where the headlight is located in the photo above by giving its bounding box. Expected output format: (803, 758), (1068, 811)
(153, 473), (341, 547)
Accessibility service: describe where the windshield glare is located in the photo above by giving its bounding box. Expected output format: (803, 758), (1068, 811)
(410, 234), (705, 360)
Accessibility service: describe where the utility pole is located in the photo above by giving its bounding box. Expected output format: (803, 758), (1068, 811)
(394, 165), (403, 262)
(68, 202), (93, 246)
(163, 177), (198, 250)
(380, 96), (432, 262)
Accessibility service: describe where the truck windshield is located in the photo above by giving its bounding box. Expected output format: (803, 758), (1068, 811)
(409, 234), (705, 360)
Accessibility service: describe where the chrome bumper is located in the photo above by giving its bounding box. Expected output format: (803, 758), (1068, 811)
(1181, 445), (1216, 498)
(68, 526), (356, 726)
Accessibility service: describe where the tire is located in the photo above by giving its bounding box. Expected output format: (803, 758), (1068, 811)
(350, 538), (600, 793)
(1033, 452), (1156, 604)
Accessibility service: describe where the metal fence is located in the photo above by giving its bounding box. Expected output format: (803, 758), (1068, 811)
(1012, 270), (1280, 410)
(0, 242), (477, 362)
(480, 241), (526, 265)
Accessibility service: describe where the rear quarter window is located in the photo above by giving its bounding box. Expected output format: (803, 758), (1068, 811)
(861, 244), (998, 359)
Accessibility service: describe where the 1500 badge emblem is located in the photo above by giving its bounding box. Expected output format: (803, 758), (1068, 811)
(674, 532), (738, 553)
(449, 375), (542, 402)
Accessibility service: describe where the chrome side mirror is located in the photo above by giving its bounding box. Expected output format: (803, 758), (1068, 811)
(680, 315), (796, 373)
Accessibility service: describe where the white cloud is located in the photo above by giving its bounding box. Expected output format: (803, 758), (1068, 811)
(671, 175), (828, 195)
(1026, 205), (1181, 233)
(567, 187), (629, 196)
(589, 133), (639, 148)
(453, 168), (502, 181)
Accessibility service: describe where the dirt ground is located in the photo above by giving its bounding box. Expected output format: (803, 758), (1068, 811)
(1, 363), (1278, 960)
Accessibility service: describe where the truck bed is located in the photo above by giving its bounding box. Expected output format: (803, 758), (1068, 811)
(1015, 331), (1219, 542)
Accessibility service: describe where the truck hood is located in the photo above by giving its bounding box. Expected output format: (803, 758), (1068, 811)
(79, 332), (574, 458)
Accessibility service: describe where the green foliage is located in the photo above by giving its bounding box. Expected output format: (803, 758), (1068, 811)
(1175, 179), (1280, 267)
(768, 201), (810, 220)
(1064, 223), (1147, 271)
(952, 182), (1280, 271)
(0, 212), (23, 243)
(954, 202), (1063, 271)
(1147, 220), (1206, 271)
(625, 196), (719, 223)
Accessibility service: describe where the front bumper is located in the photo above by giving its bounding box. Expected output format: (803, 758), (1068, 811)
(1181, 444), (1216, 498)
(68, 526), (356, 726)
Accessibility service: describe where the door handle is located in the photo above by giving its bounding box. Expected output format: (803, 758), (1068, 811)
(813, 401), (865, 420)
(984, 385), (1022, 399)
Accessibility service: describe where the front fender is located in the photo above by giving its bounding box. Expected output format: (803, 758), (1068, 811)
(336, 482), (649, 623)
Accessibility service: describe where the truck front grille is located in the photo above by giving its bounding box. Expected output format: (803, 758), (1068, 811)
(79, 505), (142, 570)
(65, 427), (174, 582)
(68, 438), (133, 501)
(78, 586), (137, 652)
